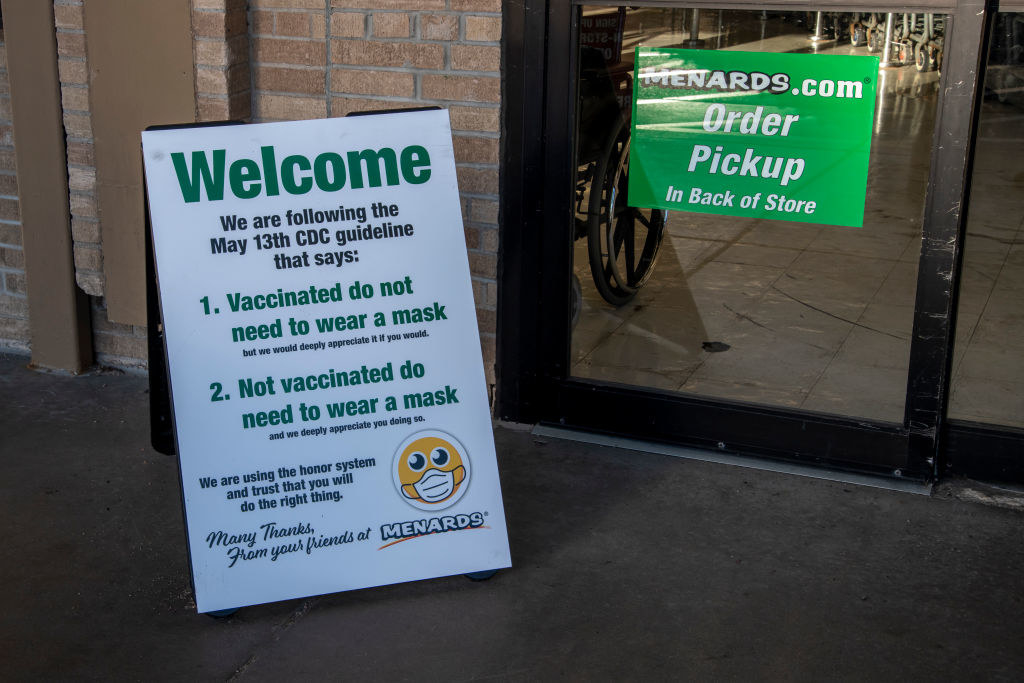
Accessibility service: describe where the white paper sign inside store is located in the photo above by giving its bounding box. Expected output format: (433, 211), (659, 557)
(142, 110), (511, 613)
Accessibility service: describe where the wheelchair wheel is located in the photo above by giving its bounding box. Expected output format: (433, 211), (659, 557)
(587, 117), (666, 306)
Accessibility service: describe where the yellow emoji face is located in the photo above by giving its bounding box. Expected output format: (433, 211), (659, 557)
(397, 435), (467, 506)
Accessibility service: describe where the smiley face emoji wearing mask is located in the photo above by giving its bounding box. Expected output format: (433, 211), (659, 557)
(393, 432), (471, 510)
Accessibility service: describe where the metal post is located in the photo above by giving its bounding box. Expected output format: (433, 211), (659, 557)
(874, 68), (888, 136)
(810, 11), (825, 42)
(881, 13), (896, 67)
(685, 9), (705, 48)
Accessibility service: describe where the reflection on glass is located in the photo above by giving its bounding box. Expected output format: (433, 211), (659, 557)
(948, 13), (1024, 428)
(571, 7), (942, 423)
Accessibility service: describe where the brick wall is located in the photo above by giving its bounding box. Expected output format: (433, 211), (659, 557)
(8, 1), (503, 382)
(250, 0), (328, 120)
(54, 0), (102, 299)
(90, 297), (149, 369)
(194, 0), (252, 122)
(0, 34), (30, 352)
(250, 0), (502, 384)
(52, 0), (146, 369)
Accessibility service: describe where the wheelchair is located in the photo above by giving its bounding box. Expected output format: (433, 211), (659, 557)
(574, 47), (667, 307)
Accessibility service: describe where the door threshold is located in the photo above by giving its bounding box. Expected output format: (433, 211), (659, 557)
(531, 425), (933, 496)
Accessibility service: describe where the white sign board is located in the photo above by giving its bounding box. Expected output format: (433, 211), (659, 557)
(142, 110), (511, 613)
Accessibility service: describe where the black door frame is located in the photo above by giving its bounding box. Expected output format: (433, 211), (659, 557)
(498, 0), (1009, 482)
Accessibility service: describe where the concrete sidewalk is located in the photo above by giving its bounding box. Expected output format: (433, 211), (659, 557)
(1, 350), (1023, 681)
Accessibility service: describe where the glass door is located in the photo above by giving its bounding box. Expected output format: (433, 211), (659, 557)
(499, 1), (988, 480)
(571, 7), (942, 425)
(944, 9), (1024, 481)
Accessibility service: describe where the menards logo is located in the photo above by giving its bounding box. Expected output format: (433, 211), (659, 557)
(378, 512), (486, 549)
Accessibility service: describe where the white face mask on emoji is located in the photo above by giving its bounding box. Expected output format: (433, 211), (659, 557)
(412, 468), (456, 502)
(396, 435), (470, 510)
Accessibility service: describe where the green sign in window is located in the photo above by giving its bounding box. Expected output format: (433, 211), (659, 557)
(628, 48), (879, 228)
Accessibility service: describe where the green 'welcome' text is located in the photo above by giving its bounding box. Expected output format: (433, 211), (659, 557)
(171, 144), (432, 203)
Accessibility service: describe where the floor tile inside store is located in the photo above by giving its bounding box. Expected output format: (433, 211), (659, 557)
(571, 12), (1024, 428)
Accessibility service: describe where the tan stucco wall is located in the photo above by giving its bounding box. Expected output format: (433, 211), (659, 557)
(85, 0), (198, 325)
